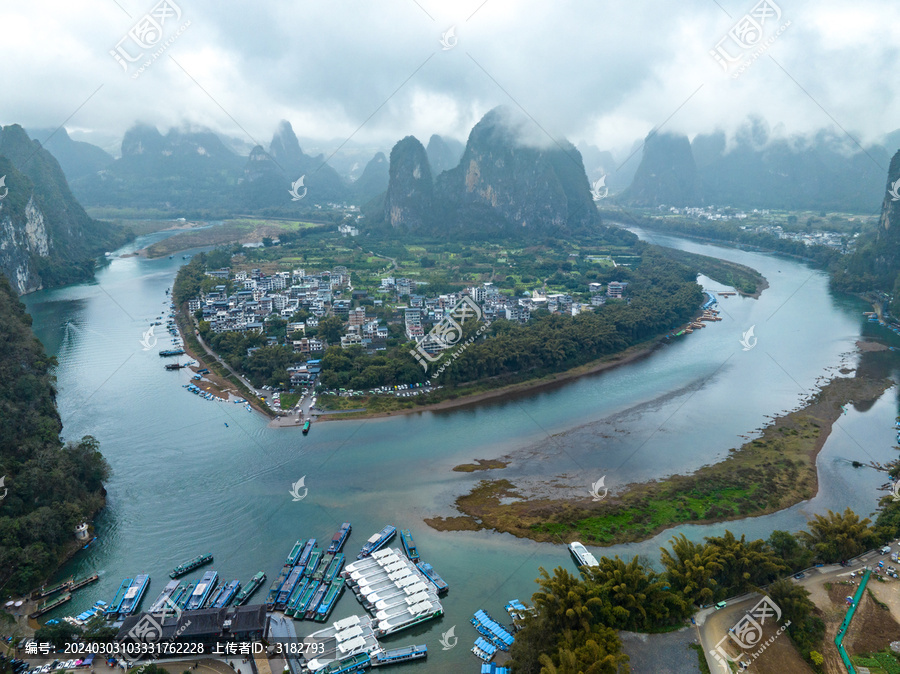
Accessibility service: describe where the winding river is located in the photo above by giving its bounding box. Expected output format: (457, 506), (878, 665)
(22, 227), (900, 670)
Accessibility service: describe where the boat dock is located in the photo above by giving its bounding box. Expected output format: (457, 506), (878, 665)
(29, 593), (72, 619)
(370, 644), (427, 667)
(69, 574), (99, 592)
(185, 570), (218, 610)
(170, 553), (213, 578)
(118, 574), (150, 617)
(34, 577), (74, 599)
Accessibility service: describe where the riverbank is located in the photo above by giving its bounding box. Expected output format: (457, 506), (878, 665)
(173, 303), (274, 418)
(426, 374), (894, 545)
(316, 338), (666, 421)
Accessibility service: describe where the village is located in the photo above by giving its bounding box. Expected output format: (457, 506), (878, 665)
(187, 264), (630, 391)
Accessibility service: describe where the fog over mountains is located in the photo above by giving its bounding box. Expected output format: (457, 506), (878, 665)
(22, 113), (895, 220)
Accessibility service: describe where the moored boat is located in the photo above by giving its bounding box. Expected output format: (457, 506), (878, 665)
(170, 553), (213, 578)
(234, 571), (266, 606)
(415, 562), (448, 596)
(568, 541), (599, 568)
(400, 529), (419, 561)
(357, 526), (396, 560)
(327, 523), (352, 554)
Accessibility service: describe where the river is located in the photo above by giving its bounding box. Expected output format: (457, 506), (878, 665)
(22, 228), (900, 671)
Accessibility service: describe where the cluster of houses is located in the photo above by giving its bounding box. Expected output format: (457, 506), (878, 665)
(189, 267), (629, 385)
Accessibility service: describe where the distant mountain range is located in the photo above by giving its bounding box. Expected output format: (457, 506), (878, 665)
(0, 125), (129, 293)
(34, 113), (899, 218)
(61, 121), (418, 215)
(619, 119), (896, 212)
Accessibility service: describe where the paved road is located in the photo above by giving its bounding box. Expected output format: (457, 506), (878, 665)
(698, 540), (900, 672)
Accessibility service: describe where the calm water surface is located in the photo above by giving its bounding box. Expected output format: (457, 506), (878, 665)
(22, 229), (900, 671)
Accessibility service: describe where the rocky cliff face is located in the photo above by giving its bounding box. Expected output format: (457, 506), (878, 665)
(0, 125), (128, 293)
(621, 131), (700, 207)
(383, 137), (434, 231)
(434, 107), (601, 233)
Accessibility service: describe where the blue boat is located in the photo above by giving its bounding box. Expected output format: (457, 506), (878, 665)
(296, 539), (317, 569)
(211, 580), (241, 608)
(313, 578), (345, 622)
(186, 571), (218, 610)
(415, 561), (448, 595)
(275, 567), (304, 610)
(303, 548), (324, 578)
(357, 525), (396, 560)
(371, 644), (427, 666)
(175, 582), (195, 609)
(118, 574), (150, 617)
(104, 578), (132, 618)
(327, 523), (352, 554)
(285, 540), (305, 566)
(400, 529), (419, 561)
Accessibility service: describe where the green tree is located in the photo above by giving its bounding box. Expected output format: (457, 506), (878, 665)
(766, 579), (825, 661)
(318, 316), (345, 344)
(767, 530), (813, 572)
(798, 508), (874, 563)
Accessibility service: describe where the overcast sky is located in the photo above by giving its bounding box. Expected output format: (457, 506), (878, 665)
(3, 0), (899, 159)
